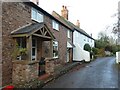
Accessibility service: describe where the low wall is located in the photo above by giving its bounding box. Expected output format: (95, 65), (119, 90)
(12, 60), (39, 85)
(45, 58), (55, 75)
(73, 43), (90, 62)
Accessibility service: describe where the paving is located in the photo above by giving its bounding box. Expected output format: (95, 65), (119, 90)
(43, 57), (119, 88)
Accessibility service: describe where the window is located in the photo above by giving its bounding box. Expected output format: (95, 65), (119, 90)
(84, 36), (86, 41)
(16, 37), (26, 60)
(67, 30), (70, 38)
(91, 39), (92, 43)
(52, 20), (59, 31)
(88, 37), (89, 42)
(32, 38), (37, 61)
(31, 8), (43, 23)
(53, 41), (58, 58)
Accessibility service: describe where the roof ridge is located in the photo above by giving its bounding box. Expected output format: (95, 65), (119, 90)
(52, 11), (94, 40)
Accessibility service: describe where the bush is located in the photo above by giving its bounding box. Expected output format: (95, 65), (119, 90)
(92, 47), (98, 55)
(84, 44), (91, 52)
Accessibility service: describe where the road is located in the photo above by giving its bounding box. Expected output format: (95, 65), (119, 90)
(43, 57), (118, 88)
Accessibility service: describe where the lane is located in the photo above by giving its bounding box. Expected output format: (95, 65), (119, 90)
(43, 57), (118, 88)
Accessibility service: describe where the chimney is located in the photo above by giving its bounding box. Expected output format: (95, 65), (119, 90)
(90, 33), (92, 37)
(32, 0), (39, 5)
(76, 20), (80, 28)
(61, 5), (68, 20)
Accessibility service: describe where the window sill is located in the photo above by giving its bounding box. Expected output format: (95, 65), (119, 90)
(53, 57), (59, 59)
(32, 19), (43, 23)
(53, 29), (59, 31)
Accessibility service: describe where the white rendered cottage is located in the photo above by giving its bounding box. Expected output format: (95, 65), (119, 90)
(72, 20), (95, 62)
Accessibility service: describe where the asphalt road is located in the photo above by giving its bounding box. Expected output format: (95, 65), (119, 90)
(43, 57), (118, 88)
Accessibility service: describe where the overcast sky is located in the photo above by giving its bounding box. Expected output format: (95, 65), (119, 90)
(38, 0), (119, 39)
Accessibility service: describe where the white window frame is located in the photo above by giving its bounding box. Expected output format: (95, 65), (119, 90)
(91, 39), (92, 43)
(31, 38), (37, 61)
(53, 41), (58, 58)
(88, 37), (89, 42)
(31, 7), (43, 23)
(67, 30), (70, 38)
(52, 20), (59, 31)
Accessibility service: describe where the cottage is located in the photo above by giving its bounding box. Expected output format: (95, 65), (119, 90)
(2, 0), (95, 87)
(52, 9), (95, 62)
(2, 1), (74, 86)
(72, 20), (95, 62)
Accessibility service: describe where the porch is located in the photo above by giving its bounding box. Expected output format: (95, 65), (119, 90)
(11, 22), (56, 85)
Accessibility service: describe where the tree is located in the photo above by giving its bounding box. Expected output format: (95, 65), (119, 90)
(112, 2), (120, 44)
(105, 45), (112, 52)
(95, 31), (110, 49)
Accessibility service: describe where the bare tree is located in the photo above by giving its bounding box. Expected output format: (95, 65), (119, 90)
(112, 1), (120, 45)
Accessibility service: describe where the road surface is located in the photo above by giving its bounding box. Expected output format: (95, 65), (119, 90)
(43, 57), (118, 88)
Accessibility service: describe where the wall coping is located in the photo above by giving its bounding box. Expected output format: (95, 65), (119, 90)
(12, 60), (39, 65)
(45, 58), (56, 62)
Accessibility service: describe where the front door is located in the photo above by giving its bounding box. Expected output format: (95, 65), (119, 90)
(32, 38), (37, 60)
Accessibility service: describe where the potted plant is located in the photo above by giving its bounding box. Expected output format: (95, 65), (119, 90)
(17, 48), (27, 60)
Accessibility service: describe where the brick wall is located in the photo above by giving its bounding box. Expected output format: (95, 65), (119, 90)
(44, 16), (67, 65)
(0, 1), (2, 88)
(2, 2), (68, 86)
(2, 2), (31, 86)
(12, 61), (38, 85)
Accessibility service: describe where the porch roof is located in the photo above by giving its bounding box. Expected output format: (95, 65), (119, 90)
(11, 22), (55, 40)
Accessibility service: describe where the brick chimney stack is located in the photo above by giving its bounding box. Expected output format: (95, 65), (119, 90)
(76, 20), (80, 28)
(32, 0), (39, 5)
(61, 5), (68, 20)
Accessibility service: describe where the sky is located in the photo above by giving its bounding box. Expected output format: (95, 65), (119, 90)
(38, 0), (119, 39)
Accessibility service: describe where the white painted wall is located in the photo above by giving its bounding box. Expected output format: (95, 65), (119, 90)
(73, 30), (94, 49)
(73, 30), (94, 62)
(73, 43), (90, 62)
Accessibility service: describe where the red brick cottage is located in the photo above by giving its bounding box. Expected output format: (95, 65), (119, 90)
(2, 1), (74, 87)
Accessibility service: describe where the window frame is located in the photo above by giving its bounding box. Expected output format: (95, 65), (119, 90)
(16, 37), (26, 60)
(67, 30), (70, 38)
(31, 7), (44, 23)
(52, 20), (59, 31)
(53, 41), (59, 58)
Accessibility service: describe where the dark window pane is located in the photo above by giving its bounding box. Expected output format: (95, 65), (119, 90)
(32, 39), (36, 47)
(32, 48), (35, 56)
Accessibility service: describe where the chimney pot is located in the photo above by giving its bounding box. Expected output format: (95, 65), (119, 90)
(61, 5), (69, 20)
(32, 0), (39, 5)
(76, 20), (80, 28)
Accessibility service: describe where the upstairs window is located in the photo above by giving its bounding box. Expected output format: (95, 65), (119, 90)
(67, 30), (70, 38)
(84, 36), (86, 41)
(31, 8), (43, 23)
(88, 37), (89, 42)
(53, 41), (58, 58)
(52, 20), (59, 31)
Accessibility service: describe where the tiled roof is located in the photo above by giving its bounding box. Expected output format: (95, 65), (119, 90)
(11, 22), (55, 39)
(26, 2), (73, 31)
(11, 22), (45, 35)
(68, 21), (94, 40)
(52, 11), (74, 31)
(52, 11), (94, 40)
